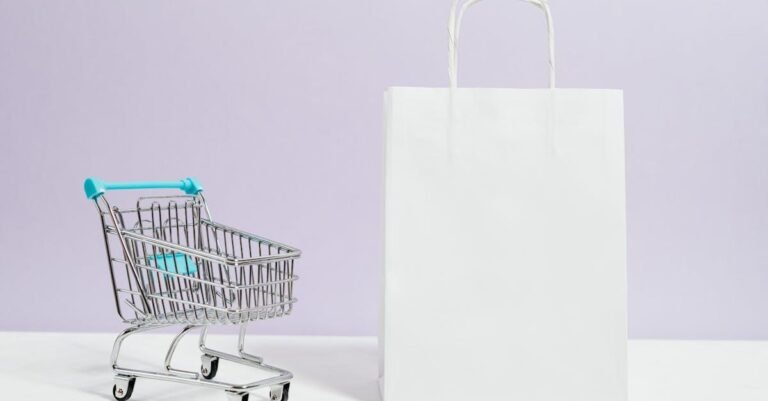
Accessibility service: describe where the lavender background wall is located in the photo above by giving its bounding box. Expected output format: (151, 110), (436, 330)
(0, 1), (766, 339)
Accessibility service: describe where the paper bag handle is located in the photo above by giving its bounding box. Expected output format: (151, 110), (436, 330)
(448, 0), (556, 88)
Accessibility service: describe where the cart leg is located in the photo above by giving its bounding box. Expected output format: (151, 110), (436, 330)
(237, 324), (264, 363)
(225, 390), (250, 401)
(108, 323), (290, 400)
(198, 326), (223, 380)
(164, 325), (201, 378)
(112, 325), (164, 368)
(199, 325), (264, 364)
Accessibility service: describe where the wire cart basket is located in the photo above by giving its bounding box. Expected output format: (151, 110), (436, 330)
(84, 177), (301, 401)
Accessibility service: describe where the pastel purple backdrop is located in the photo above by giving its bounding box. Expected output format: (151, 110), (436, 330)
(0, 1), (766, 339)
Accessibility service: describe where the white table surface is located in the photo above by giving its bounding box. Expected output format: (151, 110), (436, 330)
(0, 332), (766, 400)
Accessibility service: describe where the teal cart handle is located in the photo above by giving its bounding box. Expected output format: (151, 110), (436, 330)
(84, 177), (203, 200)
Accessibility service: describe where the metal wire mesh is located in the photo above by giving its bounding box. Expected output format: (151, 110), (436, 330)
(96, 195), (299, 325)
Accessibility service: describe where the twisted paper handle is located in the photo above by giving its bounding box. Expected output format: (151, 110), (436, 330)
(448, 0), (556, 88)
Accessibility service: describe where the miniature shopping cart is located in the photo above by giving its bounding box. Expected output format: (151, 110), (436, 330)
(84, 177), (300, 401)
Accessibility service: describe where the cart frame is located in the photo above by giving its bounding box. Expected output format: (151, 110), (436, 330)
(85, 177), (301, 401)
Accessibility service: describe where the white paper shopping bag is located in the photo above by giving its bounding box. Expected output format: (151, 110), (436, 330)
(380, 1), (627, 401)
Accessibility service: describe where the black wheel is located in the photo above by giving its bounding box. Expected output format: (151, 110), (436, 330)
(281, 383), (290, 401)
(112, 377), (135, 401)
(270, 383), (290, 401)
(202, 356), (220, 379)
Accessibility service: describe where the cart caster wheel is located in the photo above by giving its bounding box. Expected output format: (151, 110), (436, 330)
(112, 377), (135, 401)
(225, 391), (249, 401)
(270, 383), (290, 401)
(201, 355), (220, 379)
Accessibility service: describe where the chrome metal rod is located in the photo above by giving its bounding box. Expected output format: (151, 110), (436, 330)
(111, 324), (168, 368)
(101, 197), (153, 314)
(164, 325), (199, 372)
(238, 324), (264, 363)
(113, 364), (291, 392)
